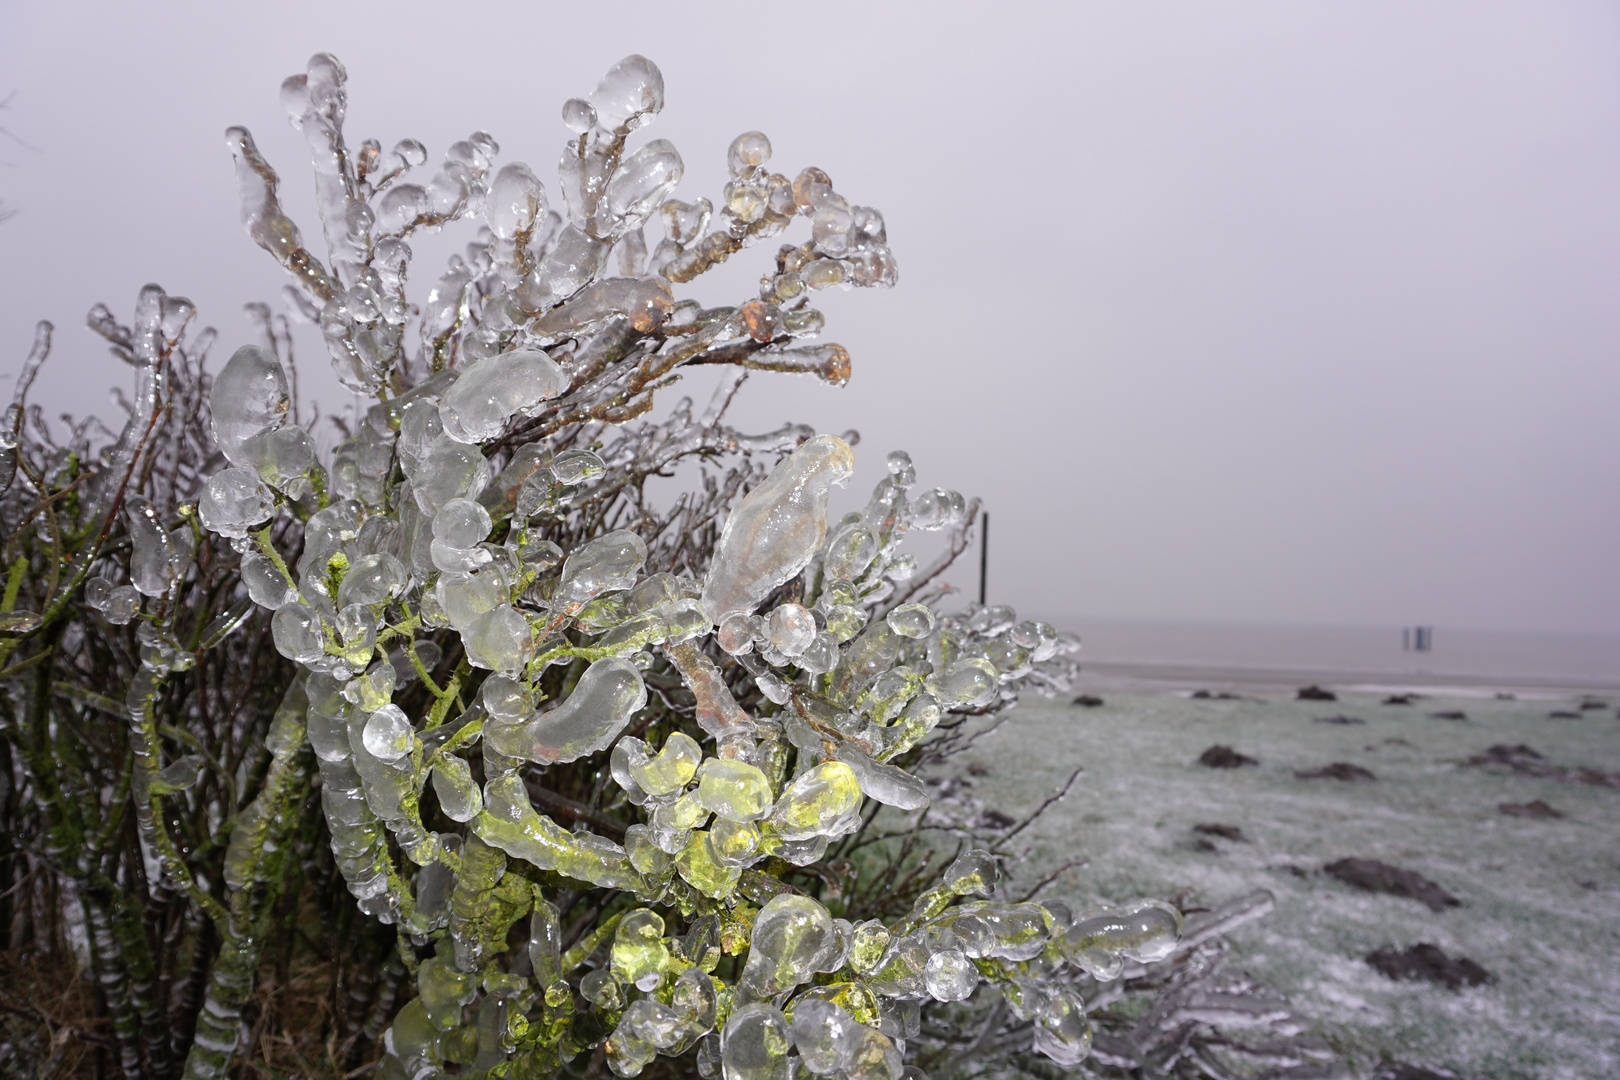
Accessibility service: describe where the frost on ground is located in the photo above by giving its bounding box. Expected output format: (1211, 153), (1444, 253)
(947, 689), (1620, 1079)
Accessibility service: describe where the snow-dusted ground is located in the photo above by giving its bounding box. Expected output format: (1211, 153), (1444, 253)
(951, 688), (1620, 1079)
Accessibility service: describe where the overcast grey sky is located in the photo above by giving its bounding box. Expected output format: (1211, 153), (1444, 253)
(2, 1), (1619, 637)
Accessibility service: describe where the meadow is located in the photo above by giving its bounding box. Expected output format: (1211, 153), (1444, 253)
(947, 685), (1620, 1079)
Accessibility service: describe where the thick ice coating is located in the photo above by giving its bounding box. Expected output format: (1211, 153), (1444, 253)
(475, 774), (640, 890)
(701, 434), (854, 624)
(769, 761), (862, 841)
(738, 894), (838, 1001)
(556, 530), (648, 609)
(485, 656), (647, 765)
(210, 344), (290, 464)
(719, 1004), (790, 1080)
(1063, 899), (1183, 966)
(438, 348), (568, 444)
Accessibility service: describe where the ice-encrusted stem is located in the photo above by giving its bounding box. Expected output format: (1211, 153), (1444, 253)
(665, 640), (755, 758)
(225, 127), (337, 303)
(182, 680), (313, 1080)
(126, 665), (227, 926)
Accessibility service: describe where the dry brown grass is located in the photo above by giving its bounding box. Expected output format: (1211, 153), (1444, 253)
(0, 948), (113, 1079)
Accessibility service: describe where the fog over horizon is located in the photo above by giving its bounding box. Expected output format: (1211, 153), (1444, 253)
(3, 1), (1619, 641)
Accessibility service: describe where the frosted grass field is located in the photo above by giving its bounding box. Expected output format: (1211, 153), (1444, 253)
(950, 688), (1620, 1079)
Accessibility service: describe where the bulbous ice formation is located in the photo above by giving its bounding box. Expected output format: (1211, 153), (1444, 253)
(738, 894), (839, 1001)
(720, 1003), (790, 1080)
(769, 761), (862, 841)
(591, 55), (665, 135)
(210, 344), (290, 464)
(701, 434), (853, 624)
(556, 530), (648, 609)
(438, 348), (568, 444)
(790, 999), (858, 1075)
(695, 758), (772, 821)
(1063, 899), (1183, 970)
(198, 467), (275, 537)
(485, 656), (646, 765)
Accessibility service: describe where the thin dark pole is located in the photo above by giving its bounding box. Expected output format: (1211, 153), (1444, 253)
(978, 511), (989, 606)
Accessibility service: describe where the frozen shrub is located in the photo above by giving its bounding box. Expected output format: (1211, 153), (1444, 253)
(0, 52), (1329, 1080)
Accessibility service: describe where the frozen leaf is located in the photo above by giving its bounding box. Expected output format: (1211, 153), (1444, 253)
(361, 705), (413, 763)
(485, 656), (645, 765)
(438, 349), (568, 444)
(702, 434), (854, 623)
(769, 761), (862, 841)
(738, 894), (837, 1000)
(556, 530), (647, 609)
(719, 1004), (790, 1080)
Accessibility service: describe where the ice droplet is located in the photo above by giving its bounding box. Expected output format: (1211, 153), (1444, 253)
(86, 579), (141, 624)
(550, 448), (606, 486)
(485, 161), (546, 240)
(695, 758), (773, 822)
(607, 998), (682, 1076)
(701, 435), (854, 623)
(706, 817), (761, 868)
(726, 132), (771, 179)
(844, 1026), (903, 1080)
(824, 524), (877, 581)
(430, 753), (483, 822)
(885, 603), (934, 639)
(561, 97), (596, 134)
(1031, 992), (1091, 1066)
(1063, 900), (1182, 966)
(124, 497), (182, 597)
(344, 661), (396, 712)
(436, 568), (506, 632)
(415, 954), (475, 1031)
(766, 603), (816, 657)
(908, 488), (965, 531)
(480, 674), (534, 722)
(590, 55), (665, 135)
(925, 658), (999, 709)
(797, 632), (841, 674)
(476, 773), (641, 890)
(335, 552), (406, 608)
(660, 198), (711, 246)
(462, 603), (534, 672)
(149, 754), (202, 794)
(739, 894), (837, 1000)
(923, 949), (976, 1001)
(629, 731), (702, 798)
(716, 613), (757, 656)
(238, 424), (316, 497)
(604, 140), (684, 238)
(769, 761), (862, 841)
(611, 909), (670, 992)
(361, 705), (413, 763)
(835, 745), (930, 810)
(433, 497), (492, 548)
